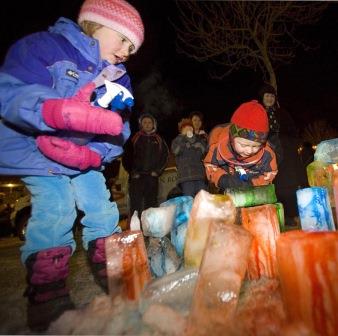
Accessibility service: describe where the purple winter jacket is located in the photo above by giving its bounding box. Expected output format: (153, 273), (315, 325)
(0, 17), (132, 176)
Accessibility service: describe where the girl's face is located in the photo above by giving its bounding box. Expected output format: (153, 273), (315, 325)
(232, 137), (262, 158)
(93, 26), (135, 64)
(191, 115), (202, 131)
(263, 93), (276, 108)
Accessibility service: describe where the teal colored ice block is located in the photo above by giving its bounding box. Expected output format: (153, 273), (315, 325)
(224, 184), (277, 207)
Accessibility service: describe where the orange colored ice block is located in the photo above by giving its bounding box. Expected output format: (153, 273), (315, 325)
(241, 204), (280, 280)
(276, 230), (338, 336)
(184, 190), (236, 268)
(186, 221), (253, 336)
(105, 230), (151, 301)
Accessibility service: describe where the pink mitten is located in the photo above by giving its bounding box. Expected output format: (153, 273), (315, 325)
(42, 82), (123, 135)
(36, 135), (101, 170)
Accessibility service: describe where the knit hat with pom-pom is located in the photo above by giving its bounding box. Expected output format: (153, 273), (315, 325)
(78, 0), (144, 53)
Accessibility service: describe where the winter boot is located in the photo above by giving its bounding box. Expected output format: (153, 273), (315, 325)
(87, 237), (108, 293)
(24, 246), (74, 332)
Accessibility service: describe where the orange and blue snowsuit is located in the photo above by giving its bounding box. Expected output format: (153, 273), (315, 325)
(204, 124), (278, 190)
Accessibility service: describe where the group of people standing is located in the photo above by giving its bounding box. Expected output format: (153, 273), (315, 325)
(124, 82), (305, 228)
(122, 111), (208, 218)
(0, 0), (305, 331)
(124, 88), (280, 216)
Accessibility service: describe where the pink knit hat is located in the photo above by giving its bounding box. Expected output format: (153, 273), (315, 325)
(78, 0), (144, 53)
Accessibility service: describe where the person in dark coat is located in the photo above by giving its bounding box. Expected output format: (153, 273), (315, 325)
(123, 113), (169, 216)
(171, 118), (207, 197)
(258, 83), (283, 165)
(258, 83), (307, 225)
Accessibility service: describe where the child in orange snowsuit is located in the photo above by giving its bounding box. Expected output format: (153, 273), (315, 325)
(204, 100), (278, 191)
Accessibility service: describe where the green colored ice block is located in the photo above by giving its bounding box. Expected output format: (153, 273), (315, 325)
(224, 184), (277, 208)
(274, 202), (285, 232)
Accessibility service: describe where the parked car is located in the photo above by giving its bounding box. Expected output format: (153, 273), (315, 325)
(10, 194), (31, 241)
(0, 194), (13, 237)
(0, 181), (30, 238)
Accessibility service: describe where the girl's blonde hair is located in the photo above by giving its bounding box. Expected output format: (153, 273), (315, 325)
(79, 20), (103, 37)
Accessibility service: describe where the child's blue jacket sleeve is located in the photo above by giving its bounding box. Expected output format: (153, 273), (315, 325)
(0, 73), (59, 133)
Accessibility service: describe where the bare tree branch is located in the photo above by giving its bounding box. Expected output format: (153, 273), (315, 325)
(301, 120), (338, 146)
(174, 1), (328, 89)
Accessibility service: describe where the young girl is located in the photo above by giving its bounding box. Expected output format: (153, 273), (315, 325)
(0, 0), (144, 331)
(204, 101), (278, 191)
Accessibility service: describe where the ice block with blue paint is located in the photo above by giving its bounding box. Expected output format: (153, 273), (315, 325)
(160, 196), (193, 257)
(296, 187), (335, 231)
(146, 236), (181, 278)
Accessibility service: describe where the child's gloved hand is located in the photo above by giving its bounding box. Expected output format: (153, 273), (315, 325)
(36, 135), (101, 170)
(42, 82), (123, 136)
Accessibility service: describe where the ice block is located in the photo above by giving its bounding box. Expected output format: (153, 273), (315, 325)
(333, 166), (338, 229)
(274, 202), (285, 232)
(306, 160), (335, 206)
(224, 184), (277, 207)
(241, 204), (280, 280)
(276, 230), (338, 336)
(160, 196), (193, 257)
(314, 138), (338, 164)
(139, 267), (198, 315)
(186, 221), (253, 336)
(296, 187), (335, 231)
(105, 231), (151, 301)
(141, 205), (176, 238)
(146, 236), (181, 278)
(184, 190), (236, 268)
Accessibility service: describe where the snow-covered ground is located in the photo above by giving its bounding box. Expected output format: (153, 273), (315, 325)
(0, 234), (103, 334)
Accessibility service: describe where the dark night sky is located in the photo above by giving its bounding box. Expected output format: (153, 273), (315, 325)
(1, 0), (338, 140)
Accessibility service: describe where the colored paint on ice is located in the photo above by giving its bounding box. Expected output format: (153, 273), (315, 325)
(224, 184), (277, 207)
(105, 230), (151, 301)
(296, 187), (335, 231)
(241, 204), (280, 279)
(276, 230), (338, 336)
(184, 190), (236, 268)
